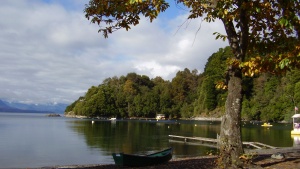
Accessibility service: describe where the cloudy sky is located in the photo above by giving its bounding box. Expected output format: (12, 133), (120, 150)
(0, 0), (227, 104)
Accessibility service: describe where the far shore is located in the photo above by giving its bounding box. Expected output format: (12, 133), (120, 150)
(63, 115), (294, 124)
(64, 114), (222, 121)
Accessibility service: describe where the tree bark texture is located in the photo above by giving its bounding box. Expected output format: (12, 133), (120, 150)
(218, 68), (244, 168)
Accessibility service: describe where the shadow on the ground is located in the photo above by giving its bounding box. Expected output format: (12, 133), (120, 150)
(258, 157), (299, 168)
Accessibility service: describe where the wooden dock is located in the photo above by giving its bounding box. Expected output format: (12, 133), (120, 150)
(168, 135), (277, 149)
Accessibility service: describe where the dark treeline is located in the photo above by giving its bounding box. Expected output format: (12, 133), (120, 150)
(65, 46), (300, 122)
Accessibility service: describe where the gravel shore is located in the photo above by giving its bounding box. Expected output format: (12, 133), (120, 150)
(38, 147), (300, 169)
(42, 156), (217, 169)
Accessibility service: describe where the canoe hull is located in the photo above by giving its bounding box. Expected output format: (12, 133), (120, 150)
(112, 148), (173, 167)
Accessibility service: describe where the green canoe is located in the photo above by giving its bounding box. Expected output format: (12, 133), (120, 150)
(112, 147), (173, 167)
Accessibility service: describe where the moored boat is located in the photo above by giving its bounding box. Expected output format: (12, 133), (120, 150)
(291, 114), (300, 135)
(261, 122), (272, 127)
(112, 147), (173, 167)
(156, 114), (165, 120)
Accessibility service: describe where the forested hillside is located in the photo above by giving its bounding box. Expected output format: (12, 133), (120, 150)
(65, 46), (300, 122)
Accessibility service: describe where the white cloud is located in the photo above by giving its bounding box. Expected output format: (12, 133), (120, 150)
(134, 61), (181, 80)
(0, 0), (227, 104)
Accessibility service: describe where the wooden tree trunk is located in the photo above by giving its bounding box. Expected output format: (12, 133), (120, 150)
(218, 4), (248, 166)
(218, 67), (244, 168)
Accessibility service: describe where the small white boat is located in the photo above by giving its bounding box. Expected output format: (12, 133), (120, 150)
(156, 114), (165, 120)
(291, 114), (300, 135)
(291, 114), (300, 146)
(110, 117), (116, 121)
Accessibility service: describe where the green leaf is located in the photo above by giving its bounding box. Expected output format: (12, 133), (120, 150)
(255, 7), (260, 13)
(129, 0), (140, 4)
(278, 17), (289, 27)
(279, 58), (290, 69)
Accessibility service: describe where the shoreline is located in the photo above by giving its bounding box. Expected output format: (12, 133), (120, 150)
(40, 156), (218, 169)
(64, 114), (292, 123)
(64, 114), (222, 121)
(39, 147), (300, 169)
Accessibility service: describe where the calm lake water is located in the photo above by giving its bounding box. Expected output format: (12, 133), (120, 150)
(0, 112), (295, 168)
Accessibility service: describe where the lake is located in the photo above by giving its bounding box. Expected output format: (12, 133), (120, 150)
(0, 112), (295, 168)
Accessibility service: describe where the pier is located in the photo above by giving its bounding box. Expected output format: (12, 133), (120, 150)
(168, 135), (277, 149)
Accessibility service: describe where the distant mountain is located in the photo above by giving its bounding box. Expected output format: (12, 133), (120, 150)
(0, 100), (68, 113)
(0, 100), (17, 112)
(0, 100), (49, 113)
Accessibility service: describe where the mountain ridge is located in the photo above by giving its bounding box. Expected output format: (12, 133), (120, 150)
(0, 99), (67, 113)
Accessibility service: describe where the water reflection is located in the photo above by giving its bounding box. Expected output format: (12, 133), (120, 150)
(241, 122), (293, 147)
(67, 119), (294, 159)
(67, 119), (221, 158)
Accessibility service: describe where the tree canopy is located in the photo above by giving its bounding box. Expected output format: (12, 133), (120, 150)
(85, 0), (300, 73)
(84, 0), (300, 168)
(66, 47), (299, 122)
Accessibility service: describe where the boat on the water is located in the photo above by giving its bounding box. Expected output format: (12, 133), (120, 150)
(291, 114), (300, 135)
(112, 147), (173, 167)
(261, 122), (272, 127)
(156, 114), (165, 120)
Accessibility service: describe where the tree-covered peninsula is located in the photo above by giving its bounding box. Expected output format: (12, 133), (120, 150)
(65, 46), (300, 122)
